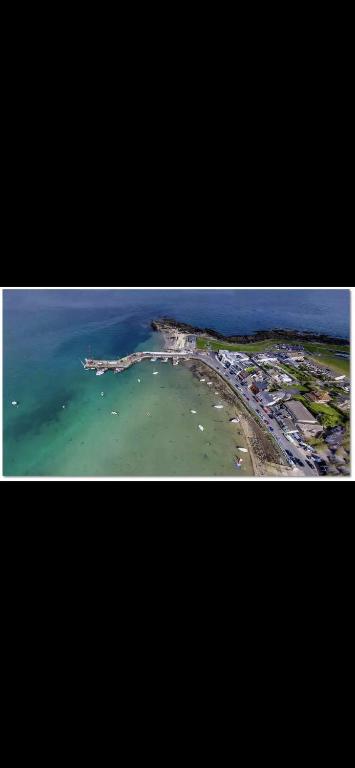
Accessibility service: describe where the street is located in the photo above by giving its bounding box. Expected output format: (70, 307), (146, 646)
(192, 350), (318, 477)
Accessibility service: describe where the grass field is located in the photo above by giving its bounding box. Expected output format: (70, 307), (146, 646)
(196, 337), (350, 375)
(196, 337), (286, 353)
(293, 395), (345, 427)
(307, 352), (349, 375)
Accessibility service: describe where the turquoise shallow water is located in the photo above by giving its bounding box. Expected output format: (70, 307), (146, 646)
(4, 334), (251, 476)
(3, 289), (349, 477)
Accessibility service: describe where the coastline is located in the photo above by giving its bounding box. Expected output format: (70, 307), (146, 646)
(152, 318), (350, 347)
(158, 321), (299, 477)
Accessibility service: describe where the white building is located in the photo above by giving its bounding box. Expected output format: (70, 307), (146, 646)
(259, 391), (285, 407)
(255, 355), (278, 363)
(218, 350), (250, 366)
(273, 372), (293, 384)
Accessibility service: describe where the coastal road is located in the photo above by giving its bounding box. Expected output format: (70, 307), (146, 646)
(191, 351), (318, 477)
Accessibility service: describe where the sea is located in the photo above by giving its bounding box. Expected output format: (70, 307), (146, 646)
(2, 289), (350, 477)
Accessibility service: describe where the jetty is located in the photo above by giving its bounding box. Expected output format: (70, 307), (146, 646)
(83, 351), (192, 372)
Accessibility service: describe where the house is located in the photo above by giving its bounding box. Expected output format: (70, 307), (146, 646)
(337, 399), (350, 412)
(285, 400), (317, 424)
(255, 355), (278, 363)
(254, 379), (269, 391)
(258, 390), (285, 407)
(306, 390), (331, 404)
(218, 350), (250, 366)
(272, 372), (293, 384)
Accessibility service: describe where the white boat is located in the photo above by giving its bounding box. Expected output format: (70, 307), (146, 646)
(214, 405), (224, 409)
(153, 371), (159, 375)
(96, 370), (105, 376)
(198, 425), (204, 431)
(137, 379), (141, 383)
(101, 392), (104, 396)
(162, 357), (168, 363)
(11, 400), (18, 406)
(173, 360), (179, 365)
(230, 418), (240, 424)
(150, 357), (157, 362)
(237, 447), (248, 453)
(207, 382), (212, 386)
(200, 378), (205, 382)
(190, 410), (197, 414)
(111, 411), (118, 415)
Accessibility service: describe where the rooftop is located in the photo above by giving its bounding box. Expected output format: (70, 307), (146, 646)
(285, 400), (317, 423)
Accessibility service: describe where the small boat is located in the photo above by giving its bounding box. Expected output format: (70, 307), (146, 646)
(173, 359), (179, 365)
(111, 411), (118, 415)
(101, 392), (104, 396)
(137, 379), (141, 383)
(215, 392), (219, 395)
(200, 378), (205, 382)
(190, 410), (197, 414)
(150, 357), (157, 362)
(153, 371), (159, 375)
(214, 405), (224, 409)
(11, 400), (18, 406)
(162, 357), (168, 363)
(62, 405), (66, 409)
(230, 418), (240, 424)
(114, 368), (122, 373)
(198, 425), (204, 431)
(96, 370), (105, 376)
(207, 382), (212, 386)
(237, 447), (248, 453)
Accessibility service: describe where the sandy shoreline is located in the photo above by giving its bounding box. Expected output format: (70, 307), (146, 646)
(158, 325), (295, 476)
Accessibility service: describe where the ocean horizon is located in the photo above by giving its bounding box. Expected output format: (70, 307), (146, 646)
(3, 289), (350, 476)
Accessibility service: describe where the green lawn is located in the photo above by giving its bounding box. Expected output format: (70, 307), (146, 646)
(293, 395), (345, 427)
(307, 352), (349, 375)
(196, 337), (287, 353)
(196, 336), (350, 375)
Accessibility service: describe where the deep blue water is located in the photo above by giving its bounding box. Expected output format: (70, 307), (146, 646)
(3, 289), (350, 476)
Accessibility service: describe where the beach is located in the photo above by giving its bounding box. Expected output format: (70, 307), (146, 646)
(3, 290), (349, 477)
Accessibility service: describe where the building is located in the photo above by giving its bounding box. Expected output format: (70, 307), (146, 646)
(306, 390), (331, 404)
(218, 350), (253, 371)
(250, 383), (259, 395)
(285, 400), (317, 424)
(272, 372), (293, 384)
(298, 422), (324, 438)
(255, 355), (278, 363)
(337, 399), (350, 413)
(259, 390), (285, 407)
(277, 416), (299, 434)
(287, 353), (304, 361)
(253, 378), (269, 391)
(218, 350), (250, 366)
